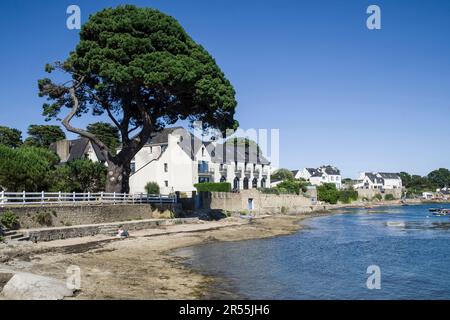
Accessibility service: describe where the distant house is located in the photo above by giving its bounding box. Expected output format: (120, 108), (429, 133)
(354, 172), (402, 191)
(297, 165), (342, 189)
(51, 138), (106, 164)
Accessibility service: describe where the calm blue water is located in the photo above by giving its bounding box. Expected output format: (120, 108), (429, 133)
(178, 205), (450, 299)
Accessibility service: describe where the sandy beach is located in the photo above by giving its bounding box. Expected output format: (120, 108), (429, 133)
(0, 213), (334, 299)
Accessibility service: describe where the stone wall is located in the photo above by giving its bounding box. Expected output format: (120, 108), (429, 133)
(25, 217), (199, 242)
(0, 203), (179, 229)
(202, 190), (317, 215)
(356, 188), (403, 200)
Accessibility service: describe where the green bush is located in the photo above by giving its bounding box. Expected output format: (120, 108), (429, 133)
(0, 211), (19, 229)
(35, 211), (53, 226)
(384, 194), (396, 201)
(338, 189), (359, 204)
(372, 194), (383, 201)
(317, 183), (340, 204)
(194, 182), (231, 192)
(145, 182), (160, 195)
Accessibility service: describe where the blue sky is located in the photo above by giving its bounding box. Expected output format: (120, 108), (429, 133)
(0, 0), (449, 178)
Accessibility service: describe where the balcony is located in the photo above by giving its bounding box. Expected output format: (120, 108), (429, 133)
(235, 167), (243, 177)
(198, 163), (214, 176)
(253, 169), (261, 177)
(244, 169), (252, 177)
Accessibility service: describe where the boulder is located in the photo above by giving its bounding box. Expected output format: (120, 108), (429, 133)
(1, 272), (74, 300)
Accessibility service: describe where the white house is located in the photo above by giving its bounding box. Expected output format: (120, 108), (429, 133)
(52, 127), (271, 195)
(297, 166), (342, 189)
(353, 172), (402, 190)
(127, 127), (271, 194)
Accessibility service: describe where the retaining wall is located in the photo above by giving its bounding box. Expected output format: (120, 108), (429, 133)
(0, 203), (180, 229)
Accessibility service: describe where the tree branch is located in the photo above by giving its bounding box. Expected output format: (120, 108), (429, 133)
(63, 84), (113, 162)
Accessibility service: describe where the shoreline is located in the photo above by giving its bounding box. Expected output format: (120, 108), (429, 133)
(0, 201), (434, 299)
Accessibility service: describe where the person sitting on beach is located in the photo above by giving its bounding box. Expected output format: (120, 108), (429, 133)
(117, 226), (129, 238)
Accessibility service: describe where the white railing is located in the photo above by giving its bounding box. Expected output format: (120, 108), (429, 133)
(0, 191), (176, 207)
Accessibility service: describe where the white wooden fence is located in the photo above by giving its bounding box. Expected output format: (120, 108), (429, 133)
(0, 191), (176, 207)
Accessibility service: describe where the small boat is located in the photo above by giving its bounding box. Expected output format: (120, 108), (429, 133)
(429, 208), (441, 212)
(432, 209), (450, 216)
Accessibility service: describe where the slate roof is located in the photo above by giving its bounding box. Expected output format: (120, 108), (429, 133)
(365, 172), (384, 184)
(50, 138), (106, 163)
(378, 172), (401, 180)
(322, 165), (341, 175)
(147, 127), (270, 165)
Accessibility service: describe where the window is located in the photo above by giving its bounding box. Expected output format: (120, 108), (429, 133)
(199, 177), (210, 183)
(130, 162), (136, 174)
(252, 178), (258, 188)
(261, 178), (266, 188)
(164, 181), (169, 187)
(331, 176), (335, 181)
(202, 147), (205, 157)
(198, 161), (209, 173)
(233, 177), (240, 190)
(220, 176), (226, 183)
(243, 177), (249, 189)
(164, 163), (168, 172)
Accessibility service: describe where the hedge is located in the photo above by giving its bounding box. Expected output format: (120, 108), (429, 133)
(194, 182), (232, 192)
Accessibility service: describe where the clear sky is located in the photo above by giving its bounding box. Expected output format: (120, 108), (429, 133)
(0, 0), (449, 178)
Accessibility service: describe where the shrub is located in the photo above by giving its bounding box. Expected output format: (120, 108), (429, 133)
(35, 211), (53, 226)
(145, 182), (160, 195)
(338, 189), (359, 204)
(0, 211), (19, 229)
(194, 182), (231, 192)
(281, 206), (288, 214)
(259, 188), (280, 195)
(317, 183), (340, 204)
(372, 194), (383, 201)
(384, 194), (396, 201)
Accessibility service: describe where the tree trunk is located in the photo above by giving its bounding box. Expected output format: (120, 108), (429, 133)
(105, 161), (131, 193)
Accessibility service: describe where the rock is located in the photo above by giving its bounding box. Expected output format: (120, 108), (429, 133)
(1, 272), (74, 300)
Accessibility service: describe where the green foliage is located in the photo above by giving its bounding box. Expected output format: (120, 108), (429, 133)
(259, 188), (280, 195)
(271, 169), (294, 181)
(0, 126), (22, 148)
(0, 145), (59, 191)
(317, 183), (340, 204)
(428, 168), (450, 189)
(23, 125), (65, 148)
(0, 211), (19, 229)
(338, 189), (359, 204)
(50, 159), (107, 192)
(38, 5), (239, 192)
(145, 182), (160, 195)
(194, 182), (231, 192)
(87, 122), (120, 154)
(34, 211), (53, 226)
(384, 194), (396, 201)
(225, 137), (261, 152)
(276, 180), (310, 195)
(372, 194), (383, 201)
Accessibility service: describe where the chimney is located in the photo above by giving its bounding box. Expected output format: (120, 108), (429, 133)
(54, 140), (70, 162)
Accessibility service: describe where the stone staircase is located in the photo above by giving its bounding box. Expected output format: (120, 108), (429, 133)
(1, 228), (30, 242)
(98, 226), (119, 236)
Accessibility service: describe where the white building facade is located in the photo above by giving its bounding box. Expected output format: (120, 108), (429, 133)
(297, 166), (342, 189)
(128, 127), (271, 194)
(353, 172), (402, 190)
